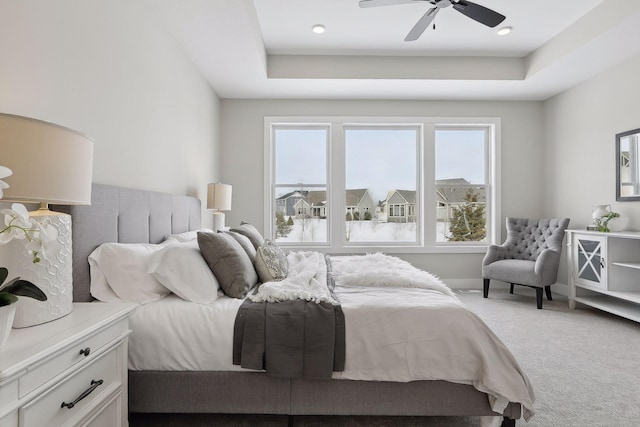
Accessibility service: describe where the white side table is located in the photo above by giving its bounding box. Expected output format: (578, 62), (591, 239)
(0, 303), (137, 427)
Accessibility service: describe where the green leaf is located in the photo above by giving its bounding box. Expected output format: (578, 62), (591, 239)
(0, 292), (19, 306)
(0, 268), (7, 286)
(0, 276), (19, 293)
(1, 280), (47, 301)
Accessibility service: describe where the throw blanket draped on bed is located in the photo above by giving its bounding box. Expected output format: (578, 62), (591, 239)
(233, 252), (345, 379)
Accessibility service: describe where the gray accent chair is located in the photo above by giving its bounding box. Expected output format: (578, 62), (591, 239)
(482, 217), (570, 309)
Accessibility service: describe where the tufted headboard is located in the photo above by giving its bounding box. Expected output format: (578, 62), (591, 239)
(53, 183), (201, 302)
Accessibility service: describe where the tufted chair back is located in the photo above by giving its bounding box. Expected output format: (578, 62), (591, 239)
(504, 217), (570, 261)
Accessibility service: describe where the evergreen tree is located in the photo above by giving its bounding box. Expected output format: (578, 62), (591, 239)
(276, 211), (292, 237)
(447, 189), (486, 242)
(346, 211), (353, 221)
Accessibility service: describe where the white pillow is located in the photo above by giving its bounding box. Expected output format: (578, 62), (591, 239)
(89, 243), (170, 304)
(165, 228), (213, 243)
(148, 241), (220, 304)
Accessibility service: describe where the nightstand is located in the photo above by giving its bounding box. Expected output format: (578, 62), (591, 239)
(0, 303), (137, 427)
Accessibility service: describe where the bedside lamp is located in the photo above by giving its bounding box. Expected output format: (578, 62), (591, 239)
(207, 183), (232, 232)
(0, 113), (93, 327)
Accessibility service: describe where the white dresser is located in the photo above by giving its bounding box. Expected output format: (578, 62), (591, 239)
(566, 230), (640, 322)
(0, 303), (137, 427)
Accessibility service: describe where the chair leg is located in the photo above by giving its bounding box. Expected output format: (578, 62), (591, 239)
(483, 279), (490, 298)
(545, 285), (553, 301)
(509, 283), (515, 294)
(536, 288), (543, 309)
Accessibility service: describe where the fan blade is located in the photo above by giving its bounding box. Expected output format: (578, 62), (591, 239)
(404, 7), (439, 41)
(359, 0), (426, 8)
(452, 0), (505, 27)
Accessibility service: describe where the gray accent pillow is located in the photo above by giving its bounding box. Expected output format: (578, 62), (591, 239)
(220, 230), (257, 263)
(255, 240), (288, 283)
(197, 231), (258, 298)
(230, 221), (265, 250)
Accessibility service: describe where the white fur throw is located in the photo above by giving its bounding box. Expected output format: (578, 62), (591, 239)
(330, 253), (455, 297)
(249, 251), (337, 304)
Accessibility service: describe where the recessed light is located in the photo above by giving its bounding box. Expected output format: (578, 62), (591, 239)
(312, 24), (326, 34)
(497, 26), (512, 36)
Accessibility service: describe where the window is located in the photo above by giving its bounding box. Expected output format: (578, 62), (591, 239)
(265, 117), (499, 253)
(435, 127), (490, 243)
(345, 126), (419, 243)
(271, 126), (328, 244)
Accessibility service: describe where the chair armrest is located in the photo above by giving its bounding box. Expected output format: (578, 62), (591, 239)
(534, 249), (562, 286)
(482, 244), (508, 266)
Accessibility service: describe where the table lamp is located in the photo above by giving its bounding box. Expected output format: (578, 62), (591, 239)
(0, 113), (93, 327)
(207, 183), (232, 232)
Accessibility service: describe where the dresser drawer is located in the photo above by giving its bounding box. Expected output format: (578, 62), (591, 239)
(19, 347), (120, 427)
(81, 392), (121, 427)
(19, 318), (124, 398)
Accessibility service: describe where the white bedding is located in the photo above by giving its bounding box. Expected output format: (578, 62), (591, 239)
(128, 254), (535, 422)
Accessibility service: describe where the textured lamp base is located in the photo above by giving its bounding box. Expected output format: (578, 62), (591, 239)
(213, 212), (226, 232)
(10, 211), (73, 328)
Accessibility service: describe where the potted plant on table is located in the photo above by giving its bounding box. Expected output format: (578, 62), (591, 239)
(0, 165), (56, 347)
(594, 211), (621, 233)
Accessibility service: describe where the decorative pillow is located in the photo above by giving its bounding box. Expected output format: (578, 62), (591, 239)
(148, 241), (220, 304)
(197, 231), (258, 298)
(230, 221), (264, 250)
(220, 230), (257, 262)
(89, 242), (170, 304)
(255, 240), (288, 283)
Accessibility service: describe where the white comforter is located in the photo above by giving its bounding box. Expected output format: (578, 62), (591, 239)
(128, 253), (535, 422)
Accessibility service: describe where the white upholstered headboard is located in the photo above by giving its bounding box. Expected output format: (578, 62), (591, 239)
(53, 183), (201, 302)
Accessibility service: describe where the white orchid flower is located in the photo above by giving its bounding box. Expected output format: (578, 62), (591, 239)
(0, 182), (8, 200)
(1, 203), (32, 238)
(1, 201), (61, 263)
(0, 228), (14, 244)
(29, 222), (61, 262)
(0, 165), (11, 199)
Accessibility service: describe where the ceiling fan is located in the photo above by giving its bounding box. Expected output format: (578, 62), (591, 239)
(359, 0), (506, 41)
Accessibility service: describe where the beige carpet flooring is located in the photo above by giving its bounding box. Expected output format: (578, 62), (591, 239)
(130, 287), (640, 427)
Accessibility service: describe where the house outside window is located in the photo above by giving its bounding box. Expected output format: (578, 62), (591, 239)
(435, 127), (491, 243)
(265, 117), (500, 253)
(271, 125), (329, 244)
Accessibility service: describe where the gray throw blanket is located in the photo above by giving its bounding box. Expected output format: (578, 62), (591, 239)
(232, 255), (345, 379)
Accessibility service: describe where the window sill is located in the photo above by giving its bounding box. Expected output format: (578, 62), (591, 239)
(276, 244), (489, 255)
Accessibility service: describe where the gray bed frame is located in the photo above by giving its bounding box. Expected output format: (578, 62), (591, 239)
(56, 183), (521, 426)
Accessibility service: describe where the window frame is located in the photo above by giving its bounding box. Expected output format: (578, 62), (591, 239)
(433, 124), (496, 248)
(268, 123), (331, 247)
(264, 116), (501, 254)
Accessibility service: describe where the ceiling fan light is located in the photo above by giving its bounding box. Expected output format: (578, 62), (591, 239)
(497, 26), (512, 36)
(312, 24), (326, 34)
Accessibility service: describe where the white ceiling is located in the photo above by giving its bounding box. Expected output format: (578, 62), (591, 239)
(158, 0), (640, 101)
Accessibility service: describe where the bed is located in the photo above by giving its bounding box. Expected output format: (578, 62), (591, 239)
(57, 183), (533, 427)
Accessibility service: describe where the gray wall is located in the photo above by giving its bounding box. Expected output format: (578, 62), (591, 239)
(0, 0), (221, 227)
(221, 99), (544, 285)
(543, 53), (640, 289)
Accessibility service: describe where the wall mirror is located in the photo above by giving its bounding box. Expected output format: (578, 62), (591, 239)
(617, 128), (640, 201)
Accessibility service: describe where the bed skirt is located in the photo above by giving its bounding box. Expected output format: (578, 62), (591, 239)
(128, 370), (522, 419)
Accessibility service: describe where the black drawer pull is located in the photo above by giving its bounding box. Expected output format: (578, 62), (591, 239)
(61, 379), (103, 409)
(79, 347), (91, 357)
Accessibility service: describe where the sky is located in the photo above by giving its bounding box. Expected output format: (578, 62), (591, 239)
(274, 127), (485, 202)
(345, 128), (416, 202)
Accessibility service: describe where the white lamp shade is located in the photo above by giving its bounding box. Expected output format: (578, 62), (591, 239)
(207, 183), (232, 211)
(0, 113), (94, 205)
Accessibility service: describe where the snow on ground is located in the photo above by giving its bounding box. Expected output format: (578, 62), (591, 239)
(275, 219), (451, 243)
